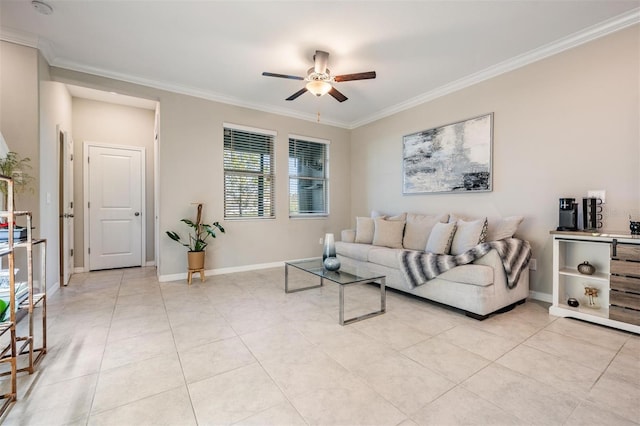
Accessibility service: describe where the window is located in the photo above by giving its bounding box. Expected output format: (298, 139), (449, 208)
(288, 135), (329, 216)
(224, 124), (276, 219)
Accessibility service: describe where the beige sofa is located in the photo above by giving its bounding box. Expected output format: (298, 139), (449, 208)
(335, 213), (530, 319)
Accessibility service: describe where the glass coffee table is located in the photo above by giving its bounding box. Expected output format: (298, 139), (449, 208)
(285, 258), (386, 325)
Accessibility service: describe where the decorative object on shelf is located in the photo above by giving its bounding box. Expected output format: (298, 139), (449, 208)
(323, 256), (341, 271)
(402, 113), (493, 194)
(166, 203), (225, 283)
(630, 216), (640, 235)
(577, 261), (596, 275)
(584, 286), (599, 308)
(0, 151), (34, 213)
(322, 233), (336, 261)
(567, 298), (579, 308)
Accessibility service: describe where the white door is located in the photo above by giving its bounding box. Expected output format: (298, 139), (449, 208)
(87, 144), (144, 270)
(59, 128), (74, 285)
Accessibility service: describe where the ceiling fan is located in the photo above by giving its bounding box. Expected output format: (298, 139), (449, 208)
(262, 50), (376, 102)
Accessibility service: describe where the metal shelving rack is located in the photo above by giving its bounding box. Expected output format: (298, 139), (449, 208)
(0, 175), (17, 416)
(0, 175), (48, 417)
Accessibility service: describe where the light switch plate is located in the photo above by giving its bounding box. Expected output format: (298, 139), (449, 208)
(587, 190), (605, 204)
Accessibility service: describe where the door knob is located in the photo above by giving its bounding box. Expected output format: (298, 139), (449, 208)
(134, 212), (140, 216)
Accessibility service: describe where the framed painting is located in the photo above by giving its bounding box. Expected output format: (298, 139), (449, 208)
(402, 113), (493, 194)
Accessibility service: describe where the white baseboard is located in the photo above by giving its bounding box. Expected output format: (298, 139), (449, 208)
(158, 260), (288, 283)
(47, 280), (60, 296)
(529, 290), (552, 303)
(73, 267), (86, 273)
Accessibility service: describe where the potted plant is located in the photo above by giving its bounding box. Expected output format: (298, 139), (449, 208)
(0, 151), (34, 212)
(166, 203), (225, 270)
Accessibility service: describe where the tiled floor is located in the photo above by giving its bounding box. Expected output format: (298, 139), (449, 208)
(1, 266), (639, 425)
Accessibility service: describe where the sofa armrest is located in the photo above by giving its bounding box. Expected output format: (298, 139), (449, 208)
(341, 229), (356, 243)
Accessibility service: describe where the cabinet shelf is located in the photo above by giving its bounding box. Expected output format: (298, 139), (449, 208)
(558, 268), (609, 283)
(551, 232), (640, 334)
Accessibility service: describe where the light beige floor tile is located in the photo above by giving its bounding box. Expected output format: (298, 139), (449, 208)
(240, 323), (315, 362)
(92, 353), (185, 414)
(37, 341), (105, 386)
(3, 374), (98, 425)
(170, 315), (237, 351)
(544, 317), (630, 350)
(524, 329), (618, 371)
(316, 329), (397, 372)
(115, 291), (165, 307)
(111, 303), (167, 322)
(288, 373), (407, 426)
(605, 337), (640, 386)
(188, 363), (287, 425)
(350, 353), (455, 415)
(496, 344), (602, 397)
(462, 364), (580, 424)
(564, 400), (639, 426)
(234, 401), (307, 426)
(465, 311), (543, 342)
(587, 371), (640, 423)
(223, 306), (288, 335)
(386, 308), (459, 336)
(402, 336), (490, 383)
(260, 347), (350, 397)
(352, 314), (432, 350)
(107, 312), (171, 342)
(179, 336), (257, 384)
(88, 385), (196, 426)
(101, 329), (177, 371)
(412, 386), (525, 426)
(437, 325), (519, 361)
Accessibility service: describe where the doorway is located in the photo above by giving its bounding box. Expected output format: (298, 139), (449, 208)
(58, 127), (74, 286)
(84, 142), (145, 271)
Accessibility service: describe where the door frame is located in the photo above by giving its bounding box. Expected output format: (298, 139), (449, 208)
(58, 126), (74, 285)
(83, 141), (146, 271)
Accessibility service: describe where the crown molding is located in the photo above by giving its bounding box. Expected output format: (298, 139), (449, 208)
(3, 7), (637, 130)
(0, 27), (38, 47)
(50, 57), (350, 129)
(349, 7), (640, 129)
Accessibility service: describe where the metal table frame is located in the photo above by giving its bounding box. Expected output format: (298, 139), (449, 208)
(285, 259), (386, 325)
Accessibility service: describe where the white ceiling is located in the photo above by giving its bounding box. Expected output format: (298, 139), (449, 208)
(1, 1), (639, 128)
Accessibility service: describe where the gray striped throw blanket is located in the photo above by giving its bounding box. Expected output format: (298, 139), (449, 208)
(398, 238), (531, 289)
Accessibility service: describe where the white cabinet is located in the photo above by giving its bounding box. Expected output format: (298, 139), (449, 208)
(550, 231), (640, 334)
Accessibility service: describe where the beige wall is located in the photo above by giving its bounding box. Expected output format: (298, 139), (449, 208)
(71, 98), (156, 265)
(350, 25), (640, 297)
(0, 41), (39, 219)
(50, 67), (352, 278)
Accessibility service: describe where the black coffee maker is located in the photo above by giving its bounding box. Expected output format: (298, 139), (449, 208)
(557, 198), (578, 231)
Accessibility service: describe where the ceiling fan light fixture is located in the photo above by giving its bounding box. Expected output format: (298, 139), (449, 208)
(306, 80), (332, 97)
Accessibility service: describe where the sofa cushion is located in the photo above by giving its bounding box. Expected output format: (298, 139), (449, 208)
(450, 218), (488, 255)
(426, 222), (457, 254)
(341, 229), (356, 243)
(355, 217), (375, 244)
(438, 264), (494, 287)
(372, 217), (405, 249)
(335, 241), (375, 262)
(403, 213), (449, 251)
(368, 247), (405, 269)
(486, 216), (524, 241)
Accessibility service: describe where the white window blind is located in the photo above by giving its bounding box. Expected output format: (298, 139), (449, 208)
(224, 126), (275, 219)
(288, 136), (328, 216)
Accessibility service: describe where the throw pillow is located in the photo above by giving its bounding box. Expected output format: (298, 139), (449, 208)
(355, 217), (375, 244)
(450, 218), (488, 255)
(486, 216), (524, 241)
(372, 217), (406, 249)
(403, 213), (450, 251)
(425, 221), (457, 254)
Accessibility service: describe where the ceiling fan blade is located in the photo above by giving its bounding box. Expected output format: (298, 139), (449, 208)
(262, 72), (305, 80)
(314, 50), (329, 74)
(286, 87), (308, 101)
(333, 71), (377, 82)
(328, 87), (348, 103)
